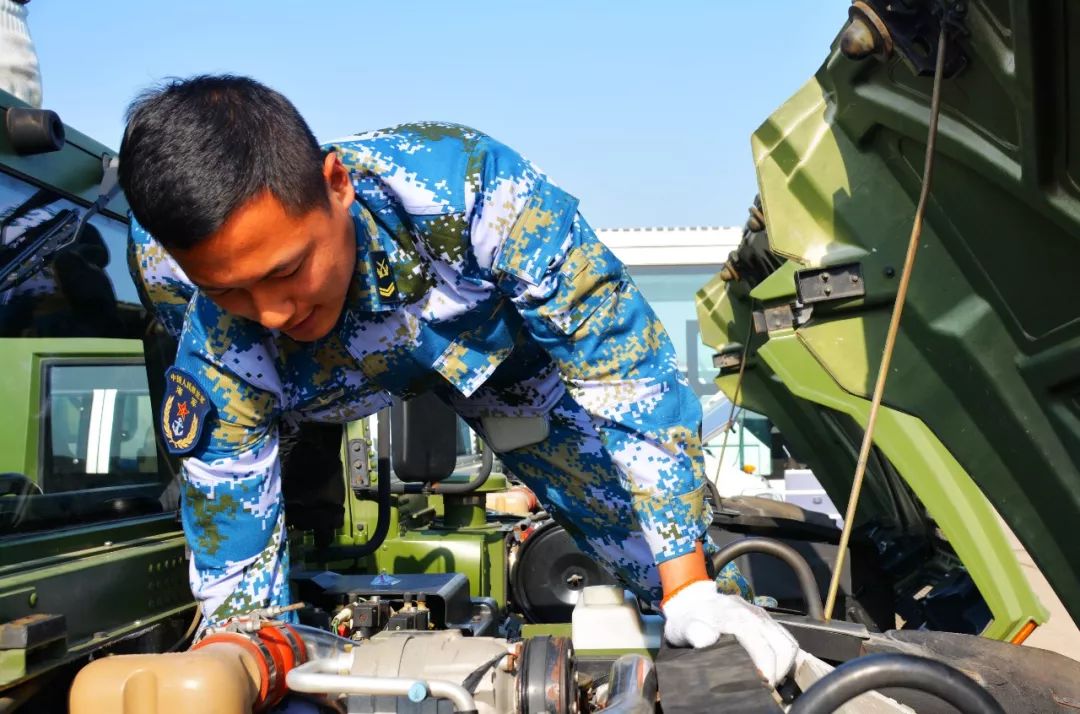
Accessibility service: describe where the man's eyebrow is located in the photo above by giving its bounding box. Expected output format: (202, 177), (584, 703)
(199, 250), (306, 291)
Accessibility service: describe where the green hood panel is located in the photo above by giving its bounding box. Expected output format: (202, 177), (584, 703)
(699, 0), (1079, 634)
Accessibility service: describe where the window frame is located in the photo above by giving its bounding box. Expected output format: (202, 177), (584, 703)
(37, 355), (158, 493)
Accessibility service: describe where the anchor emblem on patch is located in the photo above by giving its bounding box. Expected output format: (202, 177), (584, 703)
(160, 367), (213, 455)
(370, 250), (400, 304)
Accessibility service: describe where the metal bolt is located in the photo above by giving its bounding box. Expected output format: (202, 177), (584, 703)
(351, 441), (363, 452)
(841, 2), (894, 61)
(840, 16), (879, 59)
(821, 273), (830, 282)
(28, 593), (37, 607)
(824, 285), (833, 296)
(884, 266), (896, 278)
(851, 274), (860, 283)
(566, 573), (585, 589)
(352, 460), (364, 470)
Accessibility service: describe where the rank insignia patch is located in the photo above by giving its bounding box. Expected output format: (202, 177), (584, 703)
(370, 250), (400, 304)
(161, 367), (213, 455)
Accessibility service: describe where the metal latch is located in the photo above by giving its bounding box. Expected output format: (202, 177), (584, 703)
(795, 263), (866, 305)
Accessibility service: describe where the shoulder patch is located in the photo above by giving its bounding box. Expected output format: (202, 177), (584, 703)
(161, 367), (214, 455)
(370, 250), (401, 304)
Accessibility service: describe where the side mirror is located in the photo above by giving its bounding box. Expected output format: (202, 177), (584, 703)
(390, 392), (457, 483)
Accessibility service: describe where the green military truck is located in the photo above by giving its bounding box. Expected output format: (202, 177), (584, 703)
(0, 94), (194, 711)
(7, 1), (1080, 710)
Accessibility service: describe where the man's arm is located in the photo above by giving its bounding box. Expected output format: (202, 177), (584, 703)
(128, 219), (291, 624)
(169, 298), (290, 624)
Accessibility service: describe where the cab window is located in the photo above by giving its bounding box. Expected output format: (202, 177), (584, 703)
(0, 168), (175, 538)
(43, 362), (159, 493)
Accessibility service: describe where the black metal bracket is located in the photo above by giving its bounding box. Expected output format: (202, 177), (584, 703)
(0, 613), (66, 651)
(855, 0), (969, 78)
(752, 303), (813, 334)
(712, 344), (746, 375)
(795, 263), (866, 305)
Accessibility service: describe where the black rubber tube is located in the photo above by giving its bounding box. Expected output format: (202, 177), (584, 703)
(789, 653), (1004, 714)
(349, 409), (392, 557)
(431, 445), (493, 495)
(711, 537), (825, 621)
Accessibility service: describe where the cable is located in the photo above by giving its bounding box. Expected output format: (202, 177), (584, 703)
(166, 606), (202, 652)
(712, 317), (755, 485)
(789, 653), (1004, 714)
(822, 22), (950, 621)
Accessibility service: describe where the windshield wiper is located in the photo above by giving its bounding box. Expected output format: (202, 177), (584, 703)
(0, 155), (120, 293)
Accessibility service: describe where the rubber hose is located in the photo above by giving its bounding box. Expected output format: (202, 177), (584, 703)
(789, 653), (1004, 714)
(711, 537), (824, 620)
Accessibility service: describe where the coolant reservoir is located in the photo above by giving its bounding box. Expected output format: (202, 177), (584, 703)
(486, 486), (538, 516)
(571, 585), (664, 651)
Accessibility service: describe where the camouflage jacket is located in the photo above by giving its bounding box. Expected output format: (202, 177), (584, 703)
(129, 123), (709, 622)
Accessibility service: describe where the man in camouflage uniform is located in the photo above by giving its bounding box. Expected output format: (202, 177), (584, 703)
(121, 75), (797, 686)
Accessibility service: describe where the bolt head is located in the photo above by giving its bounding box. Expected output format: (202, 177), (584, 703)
(841, 16), (879, 60)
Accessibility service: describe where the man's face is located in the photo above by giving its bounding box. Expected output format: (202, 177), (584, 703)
(171, 154), (357, 342)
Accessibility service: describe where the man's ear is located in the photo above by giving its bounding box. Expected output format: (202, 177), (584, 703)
(323, 152), (355, 210)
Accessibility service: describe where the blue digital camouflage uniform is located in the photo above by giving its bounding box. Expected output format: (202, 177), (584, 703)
(129, 122), (749, 623)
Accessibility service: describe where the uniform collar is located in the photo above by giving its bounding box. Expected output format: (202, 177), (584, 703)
(344, 191), (434, 315)
(345, 200), (396, 313)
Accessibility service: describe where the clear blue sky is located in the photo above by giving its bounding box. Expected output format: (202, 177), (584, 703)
(28, 1), (849, 228)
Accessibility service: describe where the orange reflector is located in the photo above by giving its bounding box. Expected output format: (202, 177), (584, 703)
(1011, 620), (1038, 644)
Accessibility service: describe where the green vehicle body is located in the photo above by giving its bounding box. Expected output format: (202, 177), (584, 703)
(698, 0), (1078, 642)
(0, 98), (195, 691)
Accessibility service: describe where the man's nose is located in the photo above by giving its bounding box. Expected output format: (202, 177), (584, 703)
(247, 286), (294, 330)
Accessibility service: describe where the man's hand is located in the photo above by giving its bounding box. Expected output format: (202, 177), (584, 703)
(662, 580), (798, 687)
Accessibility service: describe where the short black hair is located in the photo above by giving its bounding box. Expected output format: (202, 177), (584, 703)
(118, 75), (329, 250)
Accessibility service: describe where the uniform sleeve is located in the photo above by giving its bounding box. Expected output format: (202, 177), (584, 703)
(469, 136), (710, 564)
(126, 216), (196, 339)
(171, 296), (292, 624)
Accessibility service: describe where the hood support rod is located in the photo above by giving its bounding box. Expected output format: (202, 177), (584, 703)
(823, 19), (950, 621)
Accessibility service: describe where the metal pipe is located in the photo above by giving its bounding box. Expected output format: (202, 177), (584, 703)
(789, 653), (1004, 714)
(597, 654), (657, 714)
(286, 654), (479, 714)
(711, 537), (825, 621)
(432, 443), (493, 495)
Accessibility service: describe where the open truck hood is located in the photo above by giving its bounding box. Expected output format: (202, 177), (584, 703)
(698, 0), (1079, 640)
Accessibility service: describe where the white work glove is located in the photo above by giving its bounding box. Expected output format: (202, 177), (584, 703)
(663, 580), (798, 688)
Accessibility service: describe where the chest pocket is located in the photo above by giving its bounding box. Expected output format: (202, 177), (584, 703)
(492, 179), (580, 285)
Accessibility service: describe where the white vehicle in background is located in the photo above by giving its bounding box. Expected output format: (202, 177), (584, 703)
(596, 226), (839, 522)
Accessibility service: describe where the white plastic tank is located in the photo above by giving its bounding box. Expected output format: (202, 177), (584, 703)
(571, 585), (664, 651)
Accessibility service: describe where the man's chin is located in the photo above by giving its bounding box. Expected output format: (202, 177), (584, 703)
(284, 302), (346, 342)
(284, 308), (330, 342)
